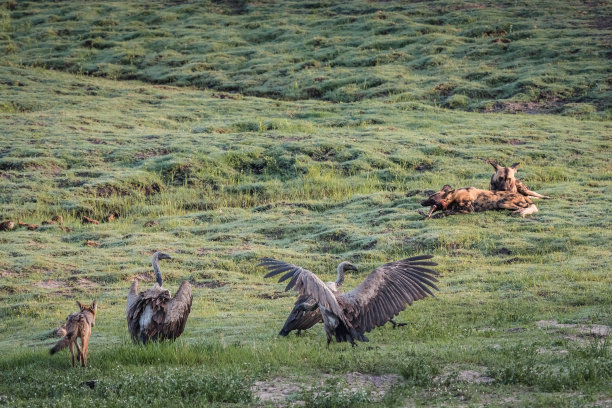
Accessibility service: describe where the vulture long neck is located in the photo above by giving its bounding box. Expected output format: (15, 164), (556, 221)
(152, 255), (163, 287)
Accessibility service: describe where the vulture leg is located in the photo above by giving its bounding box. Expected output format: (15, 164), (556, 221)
(389, 319), (407, 329)
(296, 329), (302, 336)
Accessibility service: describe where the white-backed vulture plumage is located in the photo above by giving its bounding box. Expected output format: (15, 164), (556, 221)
(126, 252), (192, 343)
(260, 255), (439, 346)
(278, 261), (354, 336)
(278, 261), (407, 336)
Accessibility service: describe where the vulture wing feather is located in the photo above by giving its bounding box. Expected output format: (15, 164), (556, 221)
(261, 258), (350, 327)
(161, 281), (193, 340)
(126, 279), (140, 316)
(340, 256), (439, 333)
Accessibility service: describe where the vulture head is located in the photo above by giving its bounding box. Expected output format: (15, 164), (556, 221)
(330, 261), (357, 291)
(151, 251), (171, 286)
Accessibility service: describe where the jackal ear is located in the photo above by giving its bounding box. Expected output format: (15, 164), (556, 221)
(442, 184), (453, 192)
(76, 300), (84, 310)
(91, 300), (98, 311)
(510, 162), (520, 170)
(488, 160), (500, 170)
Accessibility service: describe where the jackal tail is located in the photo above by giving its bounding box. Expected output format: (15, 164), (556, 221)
(50, 333), (74, 355)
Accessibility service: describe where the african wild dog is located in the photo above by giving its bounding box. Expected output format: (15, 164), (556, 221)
(488, 160), (550, 199)
(418, 185), (538, 218)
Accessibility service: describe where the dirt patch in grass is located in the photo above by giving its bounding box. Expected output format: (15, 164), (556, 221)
(339, 372), (402, 400)
(252, 378), (301, 405)
(134, 148), (171, 160)
(251, 372), (401, 405)
(435, 366), (495, 385)
(508, 139), (526, 145)
(256, 291), (290, 300)
(0, 270), (18, 278)
(37, 280), (66, 290)
(536, 320), (610, 337)
(192, 280), (227, 289)
(485, 99), (564, 114)
(75, 278), (98, 289)
(95, 182), (161, 197)
(36, 278), (97, 292)
(132, 273), (153, 282)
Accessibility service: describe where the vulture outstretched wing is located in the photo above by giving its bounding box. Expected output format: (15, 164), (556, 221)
(260, 258), (349, 327)
(280, 294), (322, 335)
(161, 281), (193, 340)
(340, 255), (439, 334)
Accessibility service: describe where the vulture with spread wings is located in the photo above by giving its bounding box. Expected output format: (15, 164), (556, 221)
(126, 252), (193, 343)
(260, 255), (439, 345)
(278, 261), (407, 336)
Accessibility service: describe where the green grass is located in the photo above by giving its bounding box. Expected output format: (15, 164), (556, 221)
(1, 1), (610, 113)
(1, 1), (611, 407)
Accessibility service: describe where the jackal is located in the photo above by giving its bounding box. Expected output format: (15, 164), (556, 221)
(419, 185), (538, 218)
(50, 300), (97, 367)
(488, 161), (550, 199)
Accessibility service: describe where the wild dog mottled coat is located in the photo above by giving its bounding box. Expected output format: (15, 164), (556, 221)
(419, 185), (538, 218)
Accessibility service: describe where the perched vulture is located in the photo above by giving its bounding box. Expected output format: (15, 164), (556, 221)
(279, 261), (406, 336)
(126, 252), (192, 343)
(261, 255), (440, 345)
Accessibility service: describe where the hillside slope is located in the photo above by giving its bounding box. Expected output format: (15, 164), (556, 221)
(1, 0), (610, 111)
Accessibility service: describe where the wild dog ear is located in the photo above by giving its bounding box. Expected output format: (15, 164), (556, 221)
(91, 300), (98, 311)
(76, 300), (84, 310)
(488, 160), (501, 170)
(510, 162), (520, 170)
(442, 185), (453, 192)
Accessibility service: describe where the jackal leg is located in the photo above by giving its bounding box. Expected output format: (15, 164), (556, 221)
(75, 340), (82, 362)
(81, 335), (89, 367)
(69, 342), (75, 367)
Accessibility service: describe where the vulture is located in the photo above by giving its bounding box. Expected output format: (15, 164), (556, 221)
(126, 252), (193, 343)
(278, 261), (405, 336)
(260, 255), (439, 345)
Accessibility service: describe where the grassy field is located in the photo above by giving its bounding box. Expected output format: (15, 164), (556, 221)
(2, 0), (610, 112)
(1, 1), (611, 407)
